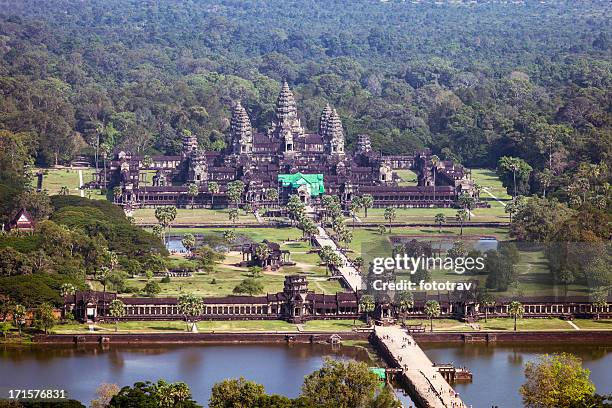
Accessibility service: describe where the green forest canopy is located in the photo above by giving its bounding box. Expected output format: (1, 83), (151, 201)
(0, 0), (609, 172)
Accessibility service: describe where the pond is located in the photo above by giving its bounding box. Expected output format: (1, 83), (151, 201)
(0, 342), (609, 407)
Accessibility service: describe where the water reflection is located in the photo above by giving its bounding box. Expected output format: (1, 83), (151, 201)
(420, 342), (611, 407)
(0, 343), (373, 404)
(0, 342), (609, 407)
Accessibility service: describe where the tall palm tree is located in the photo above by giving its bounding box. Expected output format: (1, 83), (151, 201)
(359, 295), (375, 325)
(187, 182), (199, 209)
(455, 209), (468, 236)
(424, 300), (441, 332)
(430, 154), (440, 202)
(208, 181), (219, 209)
(508, 301), (524, 331)
(434, 213), (446, 233)
(108, 299), (125, 332)
(59, 283), (76, 320)
(478, 292), (496, 323)
(360, 194), (373, 218)
(228, 208), (239, 227)
(112, 186), (122, 203)
(384, 207), (396, 233)
(177, 294), (204, 332)
(255, 243), (271, 268)
(396, 291), (414, 325)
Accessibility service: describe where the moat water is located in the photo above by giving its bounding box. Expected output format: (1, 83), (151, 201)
(0, 342), (610, 407)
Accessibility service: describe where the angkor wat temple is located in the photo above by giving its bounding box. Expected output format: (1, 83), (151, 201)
(103, 82), (478, 209)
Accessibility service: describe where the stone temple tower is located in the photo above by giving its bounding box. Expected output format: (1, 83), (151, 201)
(323, 108), (345, 156)
(231, 101), (253, 155)
(269, 82), (304, 153)
(319, 104), (333, 135)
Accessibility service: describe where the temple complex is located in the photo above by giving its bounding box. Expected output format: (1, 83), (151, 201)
(65, 275), (611, 324)
(100, 82), (480, 210)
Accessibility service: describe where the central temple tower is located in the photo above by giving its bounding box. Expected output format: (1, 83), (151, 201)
(269, 81), (305, 153)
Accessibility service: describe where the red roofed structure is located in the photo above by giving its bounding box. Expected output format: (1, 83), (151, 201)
(7, 208), (35, 233)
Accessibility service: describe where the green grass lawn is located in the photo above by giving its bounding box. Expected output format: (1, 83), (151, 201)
(348, 226), (509, 254)
(470, 168), (512, 214)
(36, 167), (106, 199)
(361, 206), (508, 224)
(134, 208), (260, 224)
(125, 232), (344, 297)
(301, 319), (364, 332)
(53, 320), (299, 333)
(52, 317), (609, 334)
(402, 319), (474, 332)
(396, 169), (418, 186)
(477, 318), (575, 331)
(353, 168), (510, 223)
(167, 227), (304, 243)
(54, 320), (365, 333)
(571, 319), (612, 330)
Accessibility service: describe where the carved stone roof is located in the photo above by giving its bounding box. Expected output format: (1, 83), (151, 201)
(319, 104), (332, 135)
(275, 81), (297, 122)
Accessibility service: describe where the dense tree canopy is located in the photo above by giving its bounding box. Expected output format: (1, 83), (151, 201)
(0, 0), (609, 187)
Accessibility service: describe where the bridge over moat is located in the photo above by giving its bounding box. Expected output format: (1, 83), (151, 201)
(373, 326), (467, 408)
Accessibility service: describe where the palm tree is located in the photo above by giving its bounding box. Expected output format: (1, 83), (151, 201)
(227, 180), (245, 208)
(377, 225), (386, 235)
(265, 187), (279, 208)
(187, 182), (199, 209)
(508, 300), (524, 331)
(96, 266), (111, 301)
(318, 246), (335, 275)
(155, 206), (175, 245)
(591, 290), (607, 320)
(457, 192), (475, 220)
(59, 283), (76, 320)
(424, 300), (441, 332)
(108, 299), (125, 332)
(384, 207), (396, 233)
(353, 256), (364, 272)
(396, 291), (414, 325)
(255, 243), (271, 268)
(222, 230), (235, 244)
(478, 293), (496, 323)
(177, 294), (204, 332)
(339, 228), (353, 251)
(181, 233), (196, 254)
(100, 143), (111, 187)
(349, 197), (362, 229)
(228, 208), (239, 227)
(537, 169), (553, 198)
(359, 295), (375, 325)
(434, 213), (446, 233)
(361, 194), (373, 218)
(112, 186), (122, 203)
(455, 209), (468, 236)
(12, 304), (26, 335)
(505, 195), (526, 223)
(208, 181), (219, 209)
(430, 154), (440, 202)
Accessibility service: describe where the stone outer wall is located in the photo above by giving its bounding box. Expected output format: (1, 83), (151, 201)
(33, 331), (371, 344)
(34, 330), (612, 345)
(411, 330), (612, 343)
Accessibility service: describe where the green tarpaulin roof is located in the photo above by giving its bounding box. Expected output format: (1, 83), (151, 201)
(278, 173), (325, 197)
(370, 367), (386, 380)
